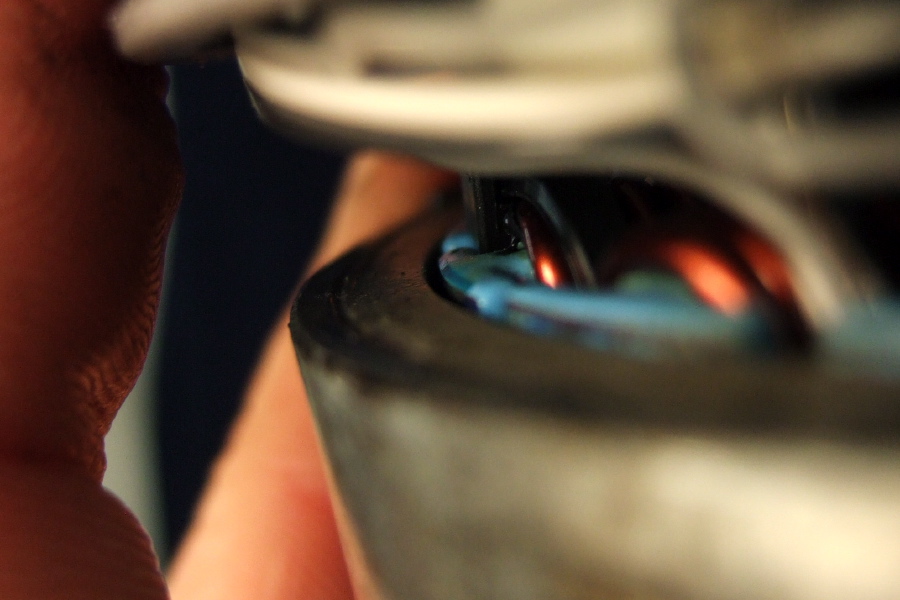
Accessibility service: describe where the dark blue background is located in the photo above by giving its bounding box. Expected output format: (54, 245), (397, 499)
(160, 58), (345, 548)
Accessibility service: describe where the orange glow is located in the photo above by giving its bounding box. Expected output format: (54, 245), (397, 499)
(735, 232), (795, 305)
(538, 258), (561, 288)
(661, 241), (751, 315)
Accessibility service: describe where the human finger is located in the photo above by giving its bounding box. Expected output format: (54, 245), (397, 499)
(0, 1), (181, 597)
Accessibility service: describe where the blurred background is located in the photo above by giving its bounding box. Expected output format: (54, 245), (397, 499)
(103, 58), (347, 561)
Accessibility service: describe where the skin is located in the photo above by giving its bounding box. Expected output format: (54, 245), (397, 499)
(0, 1), (456, 598)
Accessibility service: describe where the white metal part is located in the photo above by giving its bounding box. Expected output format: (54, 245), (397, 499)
(112, 0), (313, 60)
(236, 39), (683, 144)
(234, 0), (686, 170)
(113, 0), (900, 189)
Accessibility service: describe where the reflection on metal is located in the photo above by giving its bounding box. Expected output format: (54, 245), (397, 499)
(515, 202), (574, 289)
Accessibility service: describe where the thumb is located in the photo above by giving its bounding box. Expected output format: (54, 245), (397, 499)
(0, 1), (181, 599)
